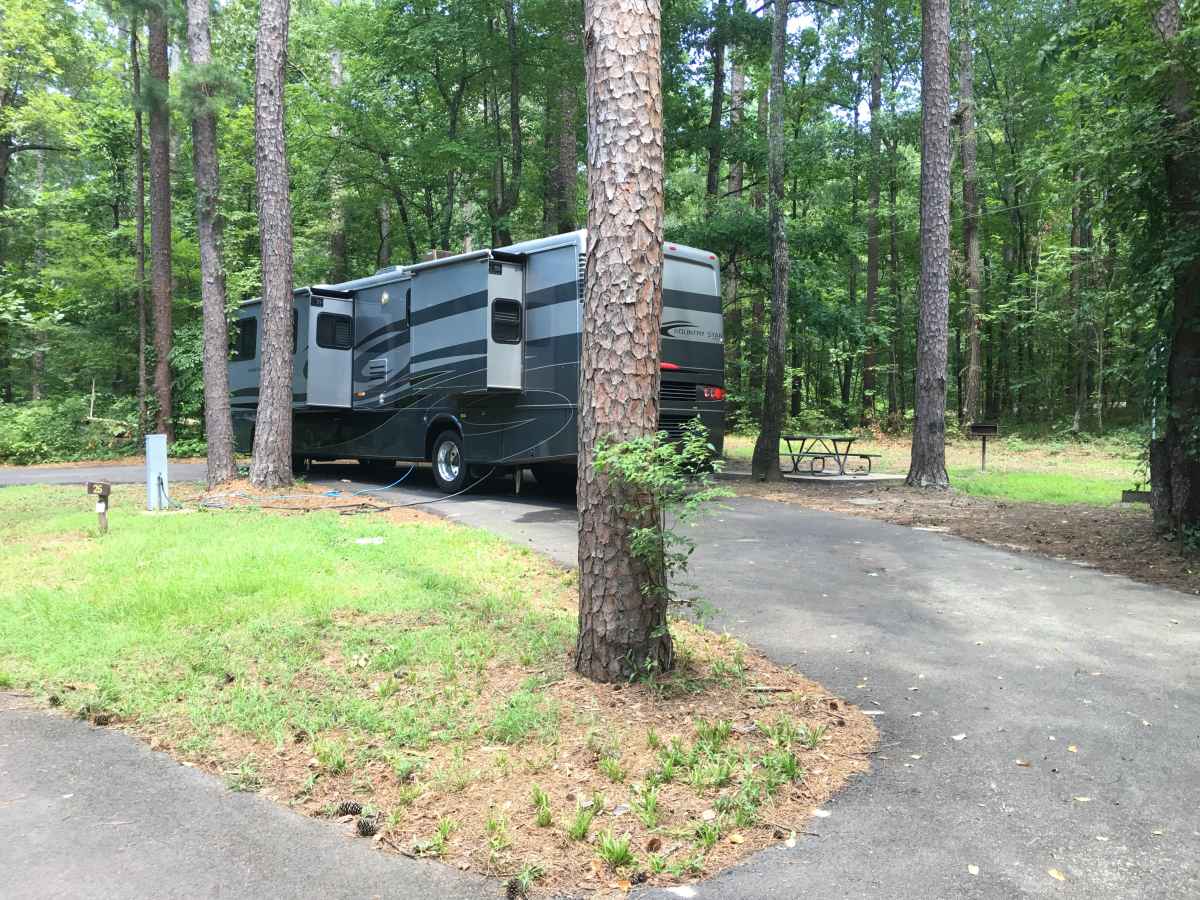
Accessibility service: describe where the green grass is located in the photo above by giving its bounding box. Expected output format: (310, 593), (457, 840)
(0, 484), (576, 757)
(725, 431), (1140, 507)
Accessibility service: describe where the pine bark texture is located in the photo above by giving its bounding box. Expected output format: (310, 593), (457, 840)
(554, 77), (578, 233)
(862, 28), (882, 424)
(147, 3), (174, 440)
(959, 0), (982, 426)
(249, 0), (295, 489)
(1149, 0), (1200, 532)
(575, 0), (669, 683)
(328, 19), (347, 284)
(186, 0), (236, 488)
(907, 0), (951, 488)
(704, 0), (726, 202)
(750, 0), (789, 482)
(130, 21), (148, 437)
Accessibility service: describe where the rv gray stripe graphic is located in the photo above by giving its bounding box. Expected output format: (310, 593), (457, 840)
(355, 320), (408, 348)
(410, 338), (486, 366)
(411, 289), (487, 327)
(662, 287), (721, 315)
(525, 280), (577, 309)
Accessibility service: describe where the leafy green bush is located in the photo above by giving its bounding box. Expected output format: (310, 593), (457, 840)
(0, 397), (139, 464)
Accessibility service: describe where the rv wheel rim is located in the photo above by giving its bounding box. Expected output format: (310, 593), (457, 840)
(436, 440), (461, 484)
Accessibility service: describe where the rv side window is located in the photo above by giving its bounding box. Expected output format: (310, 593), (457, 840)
(292, 308), (298, 353)
(491, 299), (522, 344)
(233, 317), (257, 361)
(316, 312), (353, 350)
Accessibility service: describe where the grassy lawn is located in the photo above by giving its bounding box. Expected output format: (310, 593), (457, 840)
(724, 431), (1142, 507)
(0, 484), (873, 893)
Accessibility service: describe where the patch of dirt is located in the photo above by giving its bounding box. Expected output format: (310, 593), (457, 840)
(121, 620), (876, 897)
(733, 478), (1199, 595)
(170, 478), (438, 525)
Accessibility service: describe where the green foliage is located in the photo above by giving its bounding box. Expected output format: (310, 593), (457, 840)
(488, 681), (559, 745)
(598, 756), (625, 783)
(0, 397), (137, 463)
(530, 784), (552, 827)
(564, 801), (597, 844)
(632, 782), (661, 828)
(593, 418), (732, 635)
(595, 829), (635, 869)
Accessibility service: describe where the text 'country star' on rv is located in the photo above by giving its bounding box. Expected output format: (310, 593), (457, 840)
(228, 230), (725, 494)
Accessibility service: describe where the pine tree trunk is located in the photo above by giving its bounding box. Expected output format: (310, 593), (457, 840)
(575, 0), (669, 683)
(555, 79), (578, 232)
(750, 0), (790, 482)
(724, 62), (744, 418)
(130, 20), (148, 438)
(377, 200), (391, 268)
(888, 144), (903, 422)
(1149, 0), (1200, 532)
(186, 0), (236, 488)
(328, 17), (348, 284)
(249, 0), (295, 489)
(907, 0), (951, 488)
(862, 21), (882, 426)
(959, 0), (982, 427)
(147, 3), (174, 441)
(704, 0), (726, 202)
(728, 61), (744, 196)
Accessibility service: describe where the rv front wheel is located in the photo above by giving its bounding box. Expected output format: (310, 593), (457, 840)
(431, 431), (468, 493)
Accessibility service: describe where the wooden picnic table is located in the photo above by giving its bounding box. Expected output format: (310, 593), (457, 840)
(781, 434), (879, 476)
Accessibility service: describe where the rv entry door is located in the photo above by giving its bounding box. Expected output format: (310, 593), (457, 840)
(306, 289), (354, 408)
(487, 258), (524, 390)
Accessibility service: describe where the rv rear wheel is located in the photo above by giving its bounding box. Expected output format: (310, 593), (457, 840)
(431, 431), (468, 493)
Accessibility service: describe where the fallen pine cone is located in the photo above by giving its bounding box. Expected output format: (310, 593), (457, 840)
(356, 815), (379, 838)
(336, 801), (363, 817)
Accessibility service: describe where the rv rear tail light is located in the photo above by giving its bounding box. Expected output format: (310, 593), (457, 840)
(702, 386), (726, 401)
(661, 362), (680, 371)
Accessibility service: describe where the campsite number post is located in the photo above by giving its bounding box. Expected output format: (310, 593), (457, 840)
(969, 423), (999, 472)
(87, 481), (111, 534)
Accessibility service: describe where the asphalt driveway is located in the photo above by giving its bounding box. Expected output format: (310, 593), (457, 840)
(2, 460), (1197, 898)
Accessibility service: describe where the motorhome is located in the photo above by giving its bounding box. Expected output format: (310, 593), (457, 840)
(228, 230), (724, 493)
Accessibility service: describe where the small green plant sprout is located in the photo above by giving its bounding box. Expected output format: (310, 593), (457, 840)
(599, 756), (626, 783)
(390, 754), (424, 782)
(414, 817), (458, 857)
(312, 737), (348, 774)
(798, 723), (828, 750)
(694, 821), (720, 851)
(632, 783), (661, 828)
(507, 862), (545, 897)
(762, 749), (803, 782)
(646, 757), (675, 787)
(567, 802), (597, 842)
(694, 719), (732, 751)
(531, 784), (552, 827)
(646, 727), (663, 750)
(596, 829), (636, 870)
(660, 736), (697, 769)
(648, 852), (668, 874)
(762, 716), (800, 749)
(486, 810), (512, 855)
(224, 755), (263, 792)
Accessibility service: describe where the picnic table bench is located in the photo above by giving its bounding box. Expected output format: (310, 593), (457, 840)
(781, 434), (881, 476)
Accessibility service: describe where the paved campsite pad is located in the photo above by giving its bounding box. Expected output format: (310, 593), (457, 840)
(732, 477), (1200, 596)
(0, 692), (487, 900)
